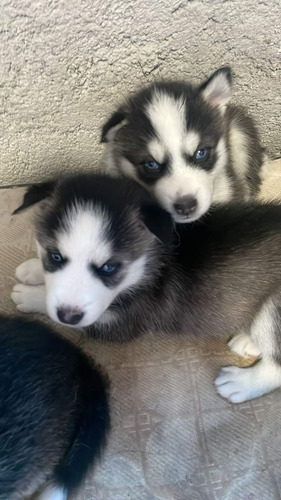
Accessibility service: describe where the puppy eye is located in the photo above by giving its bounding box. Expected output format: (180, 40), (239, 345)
(100, 263), (116, 273)
(96, 262), (120, 276)
(51, 252), (63, 262)
(144, 160), (161, 171)
(194, 148), (209, 161)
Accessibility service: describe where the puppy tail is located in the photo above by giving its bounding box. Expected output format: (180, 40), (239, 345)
(52, 361), (110, 498)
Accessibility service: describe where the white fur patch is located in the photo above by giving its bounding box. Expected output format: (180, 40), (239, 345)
(249, 298), (277, 357)
(228, 332), (261, 359)
(15, 258), (45, 285)
(147, 138), (166, 164)
(38, 485), (67, 500)
(146, 92), (186, 154)
(11, 284), (47, 314)
(211, 138), (233, 204)
(184, 131), (200, 156)
(216, 298), (281, 403)
(215, 360), (281, 403)
(58, 205), (111, 268)
(229, 125), (251, 199)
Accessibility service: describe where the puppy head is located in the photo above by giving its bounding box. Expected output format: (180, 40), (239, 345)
(101, 67), (232, 223)
(15, 174), (173, 328)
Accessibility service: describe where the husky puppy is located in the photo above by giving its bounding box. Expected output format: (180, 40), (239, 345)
(11, 173), (281, 404)
(101, 67), (265, 222)
(0, 315), (110, 500)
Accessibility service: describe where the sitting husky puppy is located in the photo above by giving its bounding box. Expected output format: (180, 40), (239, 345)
(0, 315), (110, 500)
(101, 67), (265, 222)
(12, 173), (281, 405)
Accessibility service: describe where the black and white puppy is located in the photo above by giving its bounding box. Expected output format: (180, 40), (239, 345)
(11, 173), (281, 404)
(0, 315), (110, 500)
(101, 67), (265, 222)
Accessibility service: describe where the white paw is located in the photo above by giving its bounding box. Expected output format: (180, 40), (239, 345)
(15, 258), (44, 285)
(215, 366), (257, 403)
(11, 283), (47, 314)
(228, 333), (261, 359)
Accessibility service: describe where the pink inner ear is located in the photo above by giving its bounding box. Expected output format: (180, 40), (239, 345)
(202, 73), (232, 107)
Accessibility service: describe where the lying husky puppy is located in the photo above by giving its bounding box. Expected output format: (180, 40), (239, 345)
(101, 67), (265, 222)
(12, 173), (281, 404)
(0, 315), (110, 500)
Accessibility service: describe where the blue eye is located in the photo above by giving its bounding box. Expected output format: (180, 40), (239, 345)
(144, 160), (160, 171)
(99, 263), (117, 274)
(51, 252), (63, 262)
(195, 148), (208, 160)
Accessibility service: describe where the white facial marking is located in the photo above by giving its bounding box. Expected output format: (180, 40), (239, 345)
(146, 91), (186, 154)
(59, 204), (111, 268)
(37, 204), (148, 328)
(184, 131), (200, 156)
(147, 138), (166, 164)
(146, 93), (214, 222)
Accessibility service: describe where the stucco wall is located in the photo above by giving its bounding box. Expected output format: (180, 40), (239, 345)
(1, 0), (280, 186)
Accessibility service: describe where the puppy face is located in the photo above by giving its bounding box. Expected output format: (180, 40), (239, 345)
(102, 67), (232, 222)
(19, 175), (173, 328)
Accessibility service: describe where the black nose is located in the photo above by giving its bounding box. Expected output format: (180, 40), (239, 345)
(57, 307), (84, 325)
(173, 196), (197, 217)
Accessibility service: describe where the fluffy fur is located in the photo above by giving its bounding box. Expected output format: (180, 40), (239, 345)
(11, 172), (281, 403)
(101, 67), (265, 222)
(0, 315), (110, 500)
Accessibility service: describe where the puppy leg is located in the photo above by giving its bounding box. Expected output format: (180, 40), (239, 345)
(216, 298), (281, 403)
(228, 332), (261, 359)
(11, 284), (47, 314)
(15, 258), (44, 285)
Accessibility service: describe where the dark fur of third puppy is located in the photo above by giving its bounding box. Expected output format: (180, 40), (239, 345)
(11, 172), (281, 405)
(0, 315), (110, 500)
(101, 67), (265, 223)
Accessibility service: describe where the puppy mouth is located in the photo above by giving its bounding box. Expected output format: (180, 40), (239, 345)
(172, 211), (200, 224)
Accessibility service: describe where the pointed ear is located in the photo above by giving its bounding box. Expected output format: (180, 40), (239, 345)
(199, 66), (232, 108)
(13, 180), (56, 215)
(101, 107), (127, 143)
(141, 203), (174, 246)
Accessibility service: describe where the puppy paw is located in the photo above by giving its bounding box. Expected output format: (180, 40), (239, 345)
(15, 258), (44, 285)
(228, 333), (261, 359)
(215, 366), (256, 403)
(11, 283), (47, 314)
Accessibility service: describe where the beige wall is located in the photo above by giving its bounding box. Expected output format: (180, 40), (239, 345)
(1, 0), (280, 186)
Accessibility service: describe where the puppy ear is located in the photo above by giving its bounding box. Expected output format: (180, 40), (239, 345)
(101, 107), (127, 143)
(141, 203), (174, 246)
(199, 66), (232, 108)
(13, 181), (56, 214)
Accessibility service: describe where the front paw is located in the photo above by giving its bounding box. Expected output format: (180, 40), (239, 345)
(215, 366), (255, 403)
(11, 284), (47, 314)
(15, 258), (44, 285)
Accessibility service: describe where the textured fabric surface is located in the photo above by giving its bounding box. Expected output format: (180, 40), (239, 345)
(1, 0), (280, 186)
(1, 159), (281, 499)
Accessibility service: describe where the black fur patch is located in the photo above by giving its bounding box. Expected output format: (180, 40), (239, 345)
(0, 316), (110, 498)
